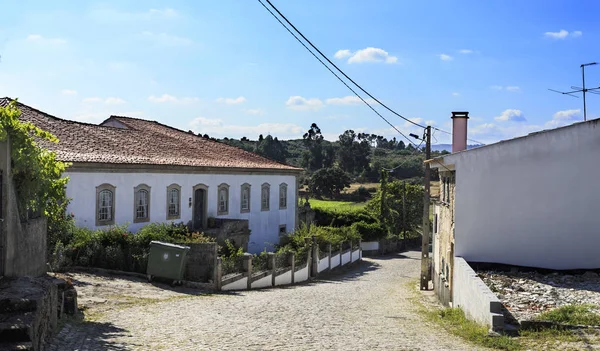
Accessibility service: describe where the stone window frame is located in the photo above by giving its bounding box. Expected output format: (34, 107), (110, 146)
(166, 183), (181, 220)
(279, 183), (288, 209)
(133, 184), (151, 223)
(261, 183), (270, 211)
(217, 183), (230, 216)
(240, 183), (251, 213)
(96, 183), (116, 226)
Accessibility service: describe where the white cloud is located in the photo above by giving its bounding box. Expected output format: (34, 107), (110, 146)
(506, 86), (521, 92)
(148, 94), (199, 104)
(546, 109), (582, 127)
(141, 31), (192, 46)
(494, 109), (526, 122)
(285, 96), (323, 111)
(245, 108), (265, 115)
(333, 50), (352, 59)
(61, 89), (77, 96)
(216, 96), (247, 105)
(334, 47), (398, 64)
(458, 49), (473, 54)
(105, 97), (126, 105)
(325, 96), (376, 105)
(26, 34), (66, 45)
(490, 85), (503, 91)
(439, 54), (453, 61)
(491, 85), (520, 92)
(83, 97), (103, 103)
(189, 117), (304, 139)
(452, 92), (460, 97)
(544, 29), (582, 39)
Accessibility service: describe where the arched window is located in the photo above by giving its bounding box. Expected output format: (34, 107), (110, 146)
(279, 183), (288, 209)
(240, 183), (251, 213)
(96, 184), (116, 226)
(167, 184), (181, 220)
(218, 183), (230, 215)
(261, 183), (270, 211)
(134, 184), (151, 223)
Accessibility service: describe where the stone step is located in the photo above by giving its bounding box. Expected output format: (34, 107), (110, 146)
(0, 299), (37, 314)
(0, 312), (34, 343)
(0, 342), (33, 351)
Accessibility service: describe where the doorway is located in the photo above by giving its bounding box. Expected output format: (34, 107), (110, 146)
(193, 185), (208, 231)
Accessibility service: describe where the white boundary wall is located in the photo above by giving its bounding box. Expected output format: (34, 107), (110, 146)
(274, 270), (292, 286)
(453, 257), (503, 330)
(351, 249), (360, 263)
(360, 241), (379, 251)
(294, 265), (309, 283)
(222, 276), (248, 291)
(251, 274), (272, 289)
(341, 251), (351, 265)
(330, 254), (340, 269)
(318, 257), (329, 273)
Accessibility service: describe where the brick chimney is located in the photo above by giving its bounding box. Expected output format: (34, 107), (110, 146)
(451, 111), (469, 153)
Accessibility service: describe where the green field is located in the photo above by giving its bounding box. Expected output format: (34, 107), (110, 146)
(308, 199), (367, 212)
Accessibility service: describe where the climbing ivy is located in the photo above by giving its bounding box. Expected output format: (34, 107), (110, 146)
(0, 100), (70, 220)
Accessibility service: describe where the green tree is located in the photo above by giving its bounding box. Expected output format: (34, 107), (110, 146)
(366, 180), (423, 236)
(302, 123), (324, 172)
(254, 134), (287, 163)
(308, 167), (351, 199)
(337, 130), (371, 175)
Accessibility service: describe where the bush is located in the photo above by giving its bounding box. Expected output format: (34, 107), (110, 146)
(352, 221), (387, 242)
(276, 223), (360, 256)
(313, 207), (377, 228)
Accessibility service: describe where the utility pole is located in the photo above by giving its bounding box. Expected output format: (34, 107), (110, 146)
(420, 126), (431, 290)
(581, 62), (597, 121)
(549, 62), (599, 122)
(402, 181), (406, 249)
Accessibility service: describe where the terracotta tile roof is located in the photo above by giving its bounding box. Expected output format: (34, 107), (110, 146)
(0, 98), (301, 172)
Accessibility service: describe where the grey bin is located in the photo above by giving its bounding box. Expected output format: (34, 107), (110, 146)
(146, 241), (190, 285)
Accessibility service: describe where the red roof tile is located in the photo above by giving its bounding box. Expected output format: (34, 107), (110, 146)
(0, 98), (301, 172)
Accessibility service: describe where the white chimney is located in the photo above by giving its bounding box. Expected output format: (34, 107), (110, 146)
(451, 111), (469, 153)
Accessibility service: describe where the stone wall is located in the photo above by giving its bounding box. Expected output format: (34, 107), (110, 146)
(433, 170), (455, 305)
(204, 219), (249, 251)
(180, 242), (218, 283)
(1, 139), (48, 277)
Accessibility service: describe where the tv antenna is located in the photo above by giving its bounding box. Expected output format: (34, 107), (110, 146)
(548, 62), (600, 121)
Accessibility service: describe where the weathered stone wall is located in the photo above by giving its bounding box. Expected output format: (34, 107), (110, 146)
(204, 219), (249, 251)
(433, 170), (455, 305)
(180, 242), (218, 283)
(1, 139), (48, 277)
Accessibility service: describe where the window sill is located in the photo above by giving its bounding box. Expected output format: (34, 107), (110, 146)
(166, 215), (180, 221)
(279, 206), (287, 210)
(96, 221), (115, 227)
(240, 209), (250, 214)
(133, 218), (150, 224)
(217, 212), (229, 216)
(261, 208), (270, 212)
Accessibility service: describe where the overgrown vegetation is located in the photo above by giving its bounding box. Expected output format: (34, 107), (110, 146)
(536, 304), (600, 326)
(49, 222), (215, 273)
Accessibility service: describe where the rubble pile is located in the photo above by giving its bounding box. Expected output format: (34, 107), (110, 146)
(478, 270), (600, 322)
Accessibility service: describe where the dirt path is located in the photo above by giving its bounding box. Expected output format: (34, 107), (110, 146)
(48, 251), (481, 350)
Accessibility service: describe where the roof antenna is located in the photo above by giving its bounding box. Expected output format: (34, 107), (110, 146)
(548, 62), (599, 121)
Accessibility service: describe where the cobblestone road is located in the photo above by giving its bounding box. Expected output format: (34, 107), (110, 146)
(48, 251), (480, 350)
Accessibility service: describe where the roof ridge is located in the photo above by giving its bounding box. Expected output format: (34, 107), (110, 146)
(3, 98), (131, 131)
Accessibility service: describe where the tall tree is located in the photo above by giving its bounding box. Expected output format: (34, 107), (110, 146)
(254, 134), (287, 163)
(302, 123), (324, 172)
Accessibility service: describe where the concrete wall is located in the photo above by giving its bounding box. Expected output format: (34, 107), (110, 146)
(453, 258), (503, 330)
(180, 242), (218, 283)
(65, 171), (297, 253)
(442, 119), (600, 269)
(1, 139), (48, 277)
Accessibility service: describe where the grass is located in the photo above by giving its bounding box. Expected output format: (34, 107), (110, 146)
(308, 199), (367, 212)
(536, 304), (600, 326)
(342, 182), (380, 194)
(429, 308), (521, 350)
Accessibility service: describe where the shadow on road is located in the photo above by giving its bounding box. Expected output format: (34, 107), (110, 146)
(48, 319), (132, 351)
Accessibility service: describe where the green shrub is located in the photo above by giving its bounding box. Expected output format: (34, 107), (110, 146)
(352, 221), (387, 242)
(313, 207), (377, 228)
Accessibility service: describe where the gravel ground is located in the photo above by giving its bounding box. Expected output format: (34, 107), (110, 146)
(47, 251), (480, 351)
(479, 270), (600, 322)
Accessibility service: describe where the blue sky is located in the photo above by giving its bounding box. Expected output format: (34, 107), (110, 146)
(1, 0), (600, 144)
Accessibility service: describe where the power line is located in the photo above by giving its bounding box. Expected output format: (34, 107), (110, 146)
(257, 0), (421, 146)
(263, 0), (426, 130)
(431, 127), (484, 145)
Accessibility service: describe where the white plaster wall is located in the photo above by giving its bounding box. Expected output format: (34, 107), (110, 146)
(222, 276), (248, 291)
(360, 241), (379, 251)
(443, 120), (600, 269)
(251, 274), (272, 289)
(294, 266), (309, 282)
(330, 254), (340, 269)
(274, 270), (292, 286)
(318, 257), (329, 273)
(351, 249), (361, 263)
(453, 258), (503, 329)
(65, 171), (297, 253)
(341, 252), (350, 265)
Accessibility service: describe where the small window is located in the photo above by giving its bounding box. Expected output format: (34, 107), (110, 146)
(218, 183), (229, 215)
(279, 183), (287, 209)
(434, 214), (438, 234)
(261, 183), (270, 211)
(96, 184), (116, 226)
(279, 224), (287, 236)
(240, 183), (251, 213)
(167, 184), (181, 220)
(134, 184), (151, 223)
